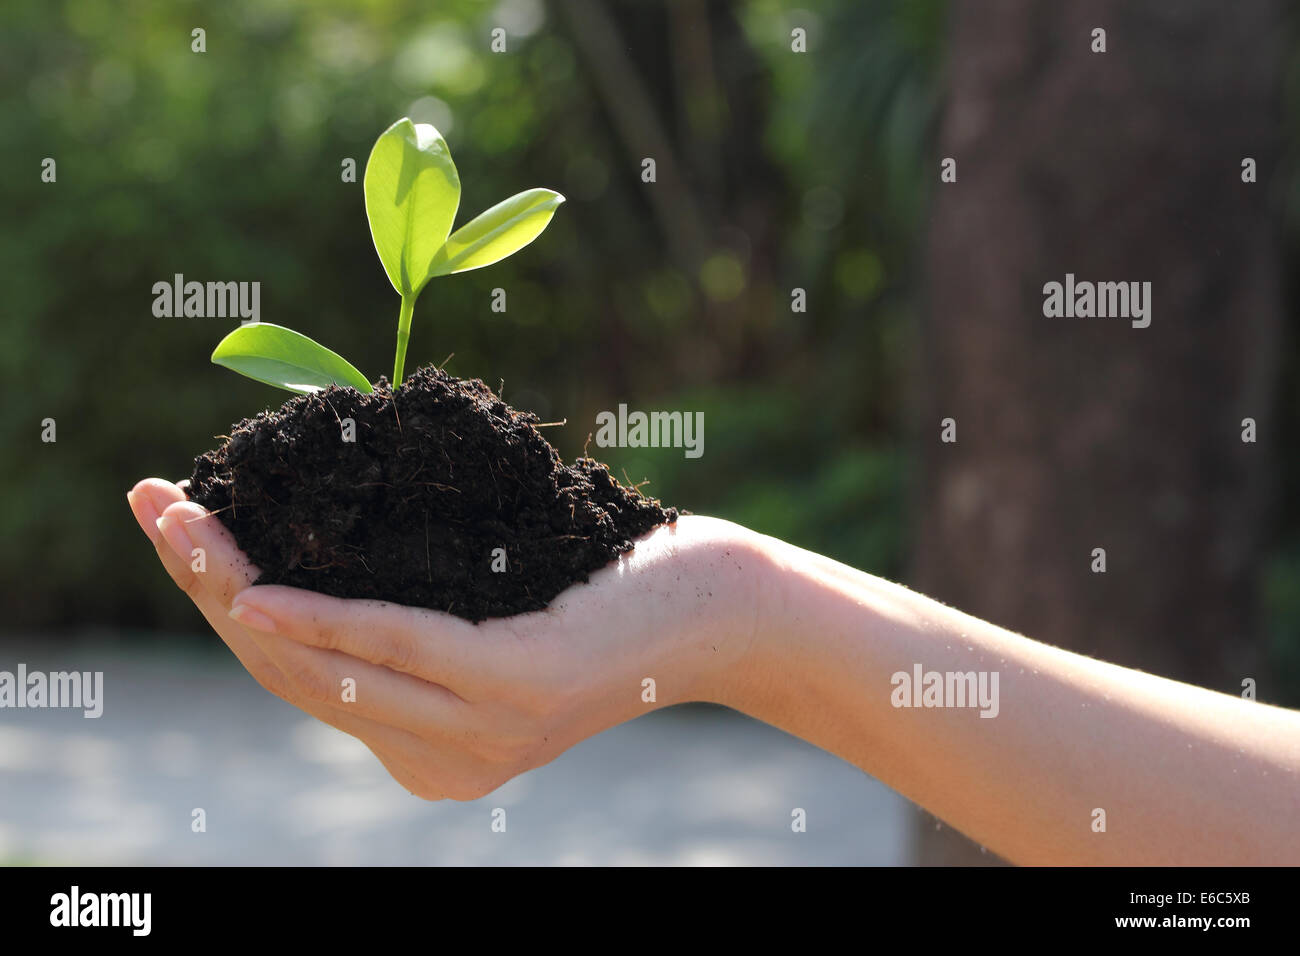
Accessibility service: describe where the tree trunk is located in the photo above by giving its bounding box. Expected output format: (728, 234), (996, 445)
(912, 0), (1285, 865)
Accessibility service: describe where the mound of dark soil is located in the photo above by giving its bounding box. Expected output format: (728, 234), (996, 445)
(186, 365), (677, 621)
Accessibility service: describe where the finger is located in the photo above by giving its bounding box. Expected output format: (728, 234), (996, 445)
(357, 739), (451, 800)
(149, 511), (210, 604)
(146, 502), (279, 686)
(129, 481), (201, 603)
(269, 684), (448, 799)
(157, 500), (260, 609)
(135, 482), (278, 687)
(139, 485), (445, 796)
(151, 527), (440, 791)
(140, 492), (288, 706)
(225, 624), (475, 741)
(230, 585), (513, 695)
(231, 624), (497, 798)
(127, 478), (187, 542)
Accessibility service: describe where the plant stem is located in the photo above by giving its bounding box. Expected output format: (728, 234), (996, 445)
(392, 294), (414, 388)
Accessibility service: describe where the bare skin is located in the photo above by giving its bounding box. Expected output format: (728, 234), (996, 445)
(128, 477), (1300, 865)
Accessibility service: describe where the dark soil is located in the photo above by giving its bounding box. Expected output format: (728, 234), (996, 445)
(186, 365), (678, 622)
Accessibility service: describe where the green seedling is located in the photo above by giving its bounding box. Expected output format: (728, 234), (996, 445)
(211, 118), (564, 393)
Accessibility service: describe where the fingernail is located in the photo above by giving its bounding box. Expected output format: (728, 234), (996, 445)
(156, 515), (192, 558)
(230, 602), (277, 634)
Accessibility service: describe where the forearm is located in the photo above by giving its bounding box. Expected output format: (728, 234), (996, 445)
(716, 529), (1300, 865)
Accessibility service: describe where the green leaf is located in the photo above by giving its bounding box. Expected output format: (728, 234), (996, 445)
(211, 323), (373, 394)
(427, 188), (565, 278)
(364, 117), (461, 298)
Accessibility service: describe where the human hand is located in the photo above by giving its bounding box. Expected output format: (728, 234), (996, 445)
(127, 478), (766, 800)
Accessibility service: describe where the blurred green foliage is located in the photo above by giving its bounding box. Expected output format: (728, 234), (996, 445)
(2, 0), (1299, 708)
(0, 0), (931, 629)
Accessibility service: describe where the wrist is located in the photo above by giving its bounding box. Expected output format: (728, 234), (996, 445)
(673, 518), (791, 714)
(696, 528), (892, 725)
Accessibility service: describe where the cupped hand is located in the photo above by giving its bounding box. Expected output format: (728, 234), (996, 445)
(127, 478), (766, 800)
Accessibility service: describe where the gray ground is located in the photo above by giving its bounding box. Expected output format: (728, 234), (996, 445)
(0, 636), (915, 865)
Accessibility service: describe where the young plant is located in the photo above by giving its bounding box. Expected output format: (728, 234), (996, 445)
(211, 118), (564, 393)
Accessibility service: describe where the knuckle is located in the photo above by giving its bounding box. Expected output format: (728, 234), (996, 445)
(213, 577), (237, 605)
(180, 574), (203, 599)
(370, 630), (418, 674)
(407, 776), (446, 802)
(502, 680), (551, 720)
(479, 732), (539, 769)
(307, 619), (341, 652)
(250, 666), (292, 702)
(160, 550), (203, 600)
(445, 779), (494, 802)
(518, 684), (571, 729)
(281, 658), (330, 703)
